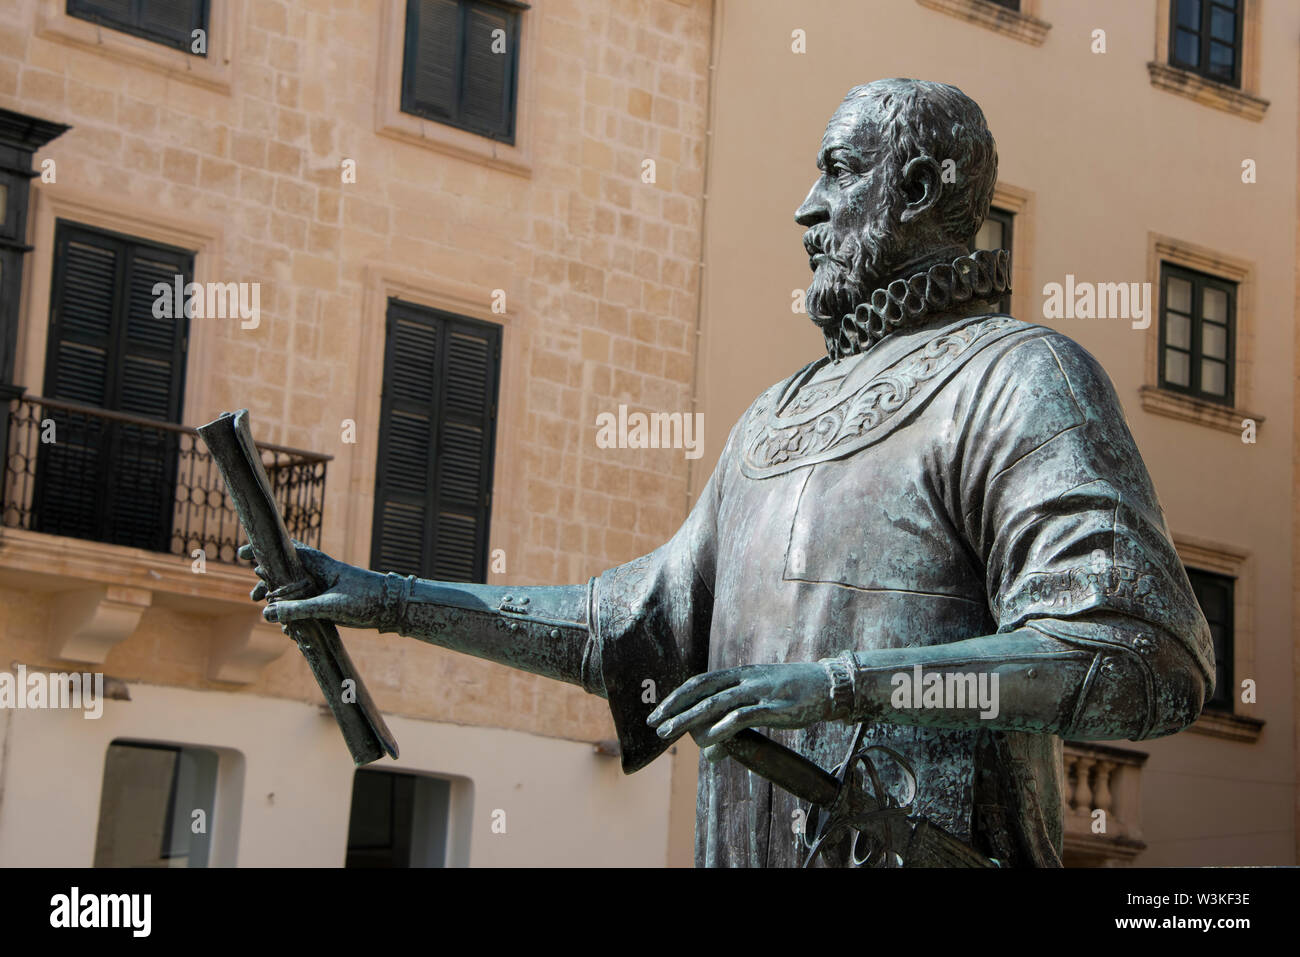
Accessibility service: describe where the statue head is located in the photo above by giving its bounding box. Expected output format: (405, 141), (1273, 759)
(796, 79), (999, 335)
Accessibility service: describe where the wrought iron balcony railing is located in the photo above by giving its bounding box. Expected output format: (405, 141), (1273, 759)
(0, 392), (328, 565)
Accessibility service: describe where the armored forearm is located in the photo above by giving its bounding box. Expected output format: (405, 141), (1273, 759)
(829, 616), (1205, 740)
(376, 573), (605, 696)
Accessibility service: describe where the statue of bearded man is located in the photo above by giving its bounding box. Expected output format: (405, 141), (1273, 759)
(249, 78), (1213, 867)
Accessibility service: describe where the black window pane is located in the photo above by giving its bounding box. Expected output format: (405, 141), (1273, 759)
(969, 207), (1013, 314)
(1169, 0), (1240, 86)
(1200, 358), (1226, 395)
(1208, 41), (1235, 80)
(1164, 349), (1190, 386)
(1209, 5), (1235, 41)
(1187, 569), (1233, 712)
(345, 770), (452, 868)
(94, 742), (219, 868)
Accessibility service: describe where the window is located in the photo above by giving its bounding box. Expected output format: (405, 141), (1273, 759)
(67, 0), (209, 56)
(1169, 0), (1242, 87)
(94, 741), (219, 867)
(35, 221), (193, 551)
(1158, 263), (1235, 404)
(345, 769), (453, 868)
(401, 0), (525, 144)
(1186, 568), (1233, 712)
(0, 107), (69, 385)
(371, 299), (500, 582)
(0, 170), (26, 385)
(971, 206), (1013, 314)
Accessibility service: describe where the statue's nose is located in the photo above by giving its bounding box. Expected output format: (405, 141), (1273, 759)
(795, 181), (829, 227)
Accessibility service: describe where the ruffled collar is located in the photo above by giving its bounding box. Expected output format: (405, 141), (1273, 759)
(823, 248), (1012, 360)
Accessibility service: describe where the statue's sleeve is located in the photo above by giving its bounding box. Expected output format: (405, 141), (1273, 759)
(958, 332), (1214, 739)
(586, 430), (730, 773)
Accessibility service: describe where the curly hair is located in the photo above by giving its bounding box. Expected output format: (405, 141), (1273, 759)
(841, 79), (999, 244)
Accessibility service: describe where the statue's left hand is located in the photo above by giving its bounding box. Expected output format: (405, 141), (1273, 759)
(647, 663), (833, 749)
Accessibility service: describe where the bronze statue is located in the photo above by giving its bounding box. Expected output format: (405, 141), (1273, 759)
(233, 79), (1213, 867)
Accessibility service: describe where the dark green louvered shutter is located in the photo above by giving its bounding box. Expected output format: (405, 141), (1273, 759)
(403, 0), (461, 125)
(459, 3), (515, 140)
(33, 226), (117, 542)
(371, 300), (500, 583)
(401, 0), (523, 144)
(34, 221), (191, 551)
(68, 0), (208, 56)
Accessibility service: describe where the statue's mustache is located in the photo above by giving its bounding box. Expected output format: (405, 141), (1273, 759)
(803, 224), (840, 263)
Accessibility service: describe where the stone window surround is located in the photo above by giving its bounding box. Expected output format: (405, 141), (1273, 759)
(33, 0), (239, 94)
(375, 0), (538, 178)
(988, 182), (1034, 325)
(915, 0), (1051, 46)
(1147, 0), (1268, 121)
(1140, 232), (1262, 435)
(17, 184), (226, 429)
(1174, 534), (1264, 743)
(5, 185), (289, 682)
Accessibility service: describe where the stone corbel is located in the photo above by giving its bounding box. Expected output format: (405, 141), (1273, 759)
(207, 612), (290, 684)
(48, 585), (153, 664)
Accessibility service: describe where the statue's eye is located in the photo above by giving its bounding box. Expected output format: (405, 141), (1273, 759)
(828, 162), (855, 186)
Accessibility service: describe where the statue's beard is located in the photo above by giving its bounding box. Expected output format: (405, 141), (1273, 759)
(804, 211), (905, 336)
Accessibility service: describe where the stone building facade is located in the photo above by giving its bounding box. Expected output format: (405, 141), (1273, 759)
(0, 0), (1293, 868)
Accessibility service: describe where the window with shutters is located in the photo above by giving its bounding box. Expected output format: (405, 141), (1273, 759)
(371, 299), (500, 583)
(401, 0), (526, 144)
(35, 221), (192, 551)
(66, 0), (209, 56)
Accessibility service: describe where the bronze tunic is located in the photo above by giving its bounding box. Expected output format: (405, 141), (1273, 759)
(588, 310), (1213, 867)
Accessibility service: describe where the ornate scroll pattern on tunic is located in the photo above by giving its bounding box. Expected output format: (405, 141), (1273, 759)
(741, 315), (1024, 479)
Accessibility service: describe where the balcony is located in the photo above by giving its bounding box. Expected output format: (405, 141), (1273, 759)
(0, 389), (330, 679)
(1, 391), (327, 561)
(1062, 742), (1149, 866)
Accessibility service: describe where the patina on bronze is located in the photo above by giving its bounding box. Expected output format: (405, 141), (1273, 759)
(198, 410), (398, 766)
(245, 79), (1213, 867)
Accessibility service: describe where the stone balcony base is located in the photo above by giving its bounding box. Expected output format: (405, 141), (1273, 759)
(0, 527), (286, 682)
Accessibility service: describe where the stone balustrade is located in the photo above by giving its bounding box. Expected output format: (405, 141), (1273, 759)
(1062, 741), (1149, 866)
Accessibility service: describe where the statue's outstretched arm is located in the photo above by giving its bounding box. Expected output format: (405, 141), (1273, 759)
(247, 543), (603, 695)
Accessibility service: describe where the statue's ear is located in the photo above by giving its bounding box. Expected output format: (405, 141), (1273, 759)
(898, 155), (943, 224)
